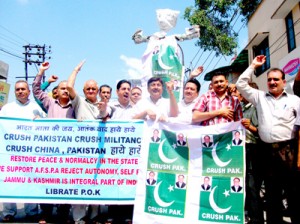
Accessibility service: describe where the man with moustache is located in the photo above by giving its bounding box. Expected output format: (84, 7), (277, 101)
(67, 60), (102, 224)
(192, 72), (243, 126)
(33, 62), (75, 224)
(99, 84), (112, 101)
(167, 78), (201, 124)
(98, 80), (134, 120)
(97, 80), (135, 224)
(130, 86), (142, 105)
(159, 66), (202, 124)
(0, 80), (44, 223)
(132, 77), (178, 121)
(236, 55), (300, 224)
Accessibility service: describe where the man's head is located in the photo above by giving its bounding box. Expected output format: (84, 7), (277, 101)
(204, 176), (210, 184)
(233, 177), (240, 187)
(116, 80), (131, 106)
(177, 133), (184, 142)
(211, 73), (228, 96)
(153, 129), (159, 138)
(52, 86), (58, 99)
(178, 174), (184, 183)
(83, 80), (99, 103)
(149, 171), (155, 180)
(267, 68), (286, 98)
(57, 81), (69, 102)
(130, 86), (142, 104)
(178, 133), (184, 142)
(204, 135), (211, 143)
(15, 80), (30, 104)
(99, 84), (112, 101)
(183, 79), (201, 103)
(230, 87), (243, 102)
(234, 131), (240, 140)
(147, 77), (163, 101)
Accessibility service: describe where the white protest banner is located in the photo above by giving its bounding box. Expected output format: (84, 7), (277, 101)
(0, 117), (143, 205)
(134, 121), (245, 224)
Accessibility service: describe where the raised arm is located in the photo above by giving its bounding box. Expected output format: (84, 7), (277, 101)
(189, 66), (204, 79)
(236, 55), (266, 104)
(32, 62), (57, 109)
(166, 80), (178, 117)
(67, 60), (85, 100)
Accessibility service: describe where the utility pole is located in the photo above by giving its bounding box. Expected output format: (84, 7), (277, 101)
(18, 44), (52, 82)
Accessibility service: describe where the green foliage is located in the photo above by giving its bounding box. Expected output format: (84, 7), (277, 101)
(238, 0), (262, 20)
(184, 0), (260, 56)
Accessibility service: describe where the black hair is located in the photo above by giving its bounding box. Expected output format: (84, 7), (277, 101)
(185, 78), (201, 92)
(100, 84), (112, 93)
(116, 80), (131, 90)
(147, 77), (163, 88)
(267, 68), (285, 80)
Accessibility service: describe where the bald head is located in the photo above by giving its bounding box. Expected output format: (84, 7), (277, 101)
(83, 79), (99, 103)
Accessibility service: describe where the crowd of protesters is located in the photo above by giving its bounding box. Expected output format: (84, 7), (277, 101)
(0, 55), (300, 224)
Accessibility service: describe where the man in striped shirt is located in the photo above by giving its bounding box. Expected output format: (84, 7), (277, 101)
(192, 73), (243, 126)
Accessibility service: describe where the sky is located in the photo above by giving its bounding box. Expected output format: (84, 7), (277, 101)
(0, 0), (248, 103)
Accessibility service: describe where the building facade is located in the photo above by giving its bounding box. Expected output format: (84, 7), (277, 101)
(246, 0), (300, 93)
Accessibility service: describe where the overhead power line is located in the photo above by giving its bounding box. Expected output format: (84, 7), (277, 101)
(0, 47), (23, 59)
(0, 24), (29, 44)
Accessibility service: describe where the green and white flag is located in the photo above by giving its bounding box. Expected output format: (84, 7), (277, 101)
(134, 121), (245, 224)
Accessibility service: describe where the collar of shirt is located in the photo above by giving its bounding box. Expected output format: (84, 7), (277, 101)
(16, 99), (30, 106)
(149, 96), (162, 104)
(111, 100), (132, 109)
(55, 99), (73, 108)
(85, 98), (99, 106)
(183, 97), (199, 106)
(210, 90), (232, 100)
(265, 90), (287, 99)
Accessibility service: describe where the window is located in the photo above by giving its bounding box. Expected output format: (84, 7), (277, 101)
(253, 37), (270, 76)
(285, 12), (296, 52)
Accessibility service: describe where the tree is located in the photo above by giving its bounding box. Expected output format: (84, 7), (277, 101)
(184, 0), (261, 56)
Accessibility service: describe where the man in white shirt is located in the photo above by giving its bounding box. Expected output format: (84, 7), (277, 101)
(132, 77), (178, 121)
(0, 80), (44, 222)
(168, 78), (201, 124)
(98, 80), (134, 120)
(236, 55), (300, 224)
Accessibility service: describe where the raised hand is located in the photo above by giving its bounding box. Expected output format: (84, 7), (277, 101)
(165, 80), (174, 93)
(251, 55), (266, 69)
(40, 62), (50, 72)
(190, 66), (204, 79)
(74, 60), (86, 72)
(48, 75), (58, 83)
